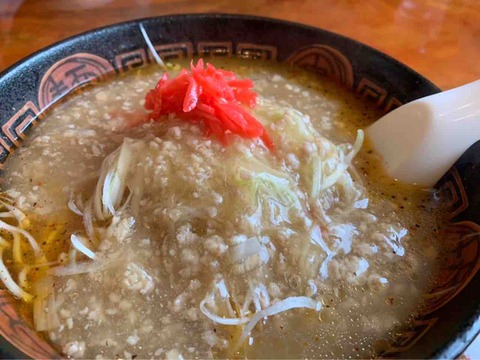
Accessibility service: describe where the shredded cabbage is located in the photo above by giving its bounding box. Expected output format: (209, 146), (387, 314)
(200, 281), (250, 326)
(255, 101), (315, 142)
(257, 102), (365, 205)
(232, 155), (304, 226)
(90, 138), (145, 223)
(199, 278), (321, 350)
(0, 219), (44, 259)
(237, 296), (321, 347)
(0, 246), (33, 302)
(308, 129), (364, 198)
(68, 193), (84, 216)
(102, 140), (135, 216)
(0, 198), (54, 303)
(260, 174), (301, 208)
(12, 233), (23, 265)
(283, 108), (315, 141)
(70, 234), (96, 260)
(33, 276), (56, 331)
(82, 199), (95, 241)
(200, 296), (250, 326)
(0, 199), (28, 225)
(18, 261), (59, 291)
(48, 258), (116, 277)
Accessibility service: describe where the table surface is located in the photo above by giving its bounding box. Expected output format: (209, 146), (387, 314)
(0, 0), (480, 358)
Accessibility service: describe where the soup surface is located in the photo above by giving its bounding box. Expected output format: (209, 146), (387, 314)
(0, 58), (445, 359)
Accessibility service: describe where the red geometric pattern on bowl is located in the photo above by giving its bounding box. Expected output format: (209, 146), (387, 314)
(236, 43), (278, 60)
(197, 41), (233, 57)
(422, 221), (480, 315)
(150, 42), (194, 62)
(356, 77), (389, 107)
(0, 101), (39, 170)
(2, 101), (40, 148)
(442, 167), (470, 220)
(287, 44), (354, 89)
(114, 48), (148, 73)
(38, 53), (114, 111)
(116, 41), (279, 73)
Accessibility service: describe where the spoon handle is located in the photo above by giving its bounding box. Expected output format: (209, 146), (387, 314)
(367, 80), (480, 187)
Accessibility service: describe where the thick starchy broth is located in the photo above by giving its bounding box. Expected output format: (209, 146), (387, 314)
(1, 58), (445, 359)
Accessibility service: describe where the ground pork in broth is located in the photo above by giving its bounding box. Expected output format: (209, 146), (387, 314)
(1, 58), (445, 359)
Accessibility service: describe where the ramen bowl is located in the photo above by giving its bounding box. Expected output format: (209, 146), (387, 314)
(0, 14), (478, 359)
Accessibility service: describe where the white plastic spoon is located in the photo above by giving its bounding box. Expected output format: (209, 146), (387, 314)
(366, 80), (480, 187)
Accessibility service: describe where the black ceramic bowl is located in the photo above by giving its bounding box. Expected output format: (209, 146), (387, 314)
(0, 14), (479, 359)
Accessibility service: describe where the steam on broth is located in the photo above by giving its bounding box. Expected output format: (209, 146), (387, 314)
(0, 58), (445, 359)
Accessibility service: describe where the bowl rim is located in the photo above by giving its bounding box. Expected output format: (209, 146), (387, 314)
(1, 12), (477, 360)
(0, 13), (441, 93)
